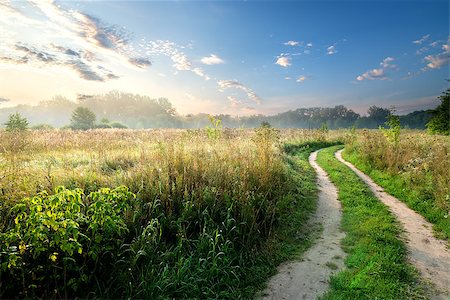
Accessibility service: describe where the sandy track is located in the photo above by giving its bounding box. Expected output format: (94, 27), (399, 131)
(259, 150), (346, 300)
(336, 149), (450, 300)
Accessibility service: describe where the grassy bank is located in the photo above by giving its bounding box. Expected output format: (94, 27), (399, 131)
(344, 130), (449, 241)
(317, 145), (424, 299)
(0, 128), (338, 298)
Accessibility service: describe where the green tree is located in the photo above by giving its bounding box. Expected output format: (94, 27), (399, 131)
(70, 107), (96, 130)
(427, 88), (449, 135)
(4, 112), (29, 131)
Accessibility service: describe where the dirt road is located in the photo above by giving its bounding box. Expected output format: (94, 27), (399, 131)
(260, 150), (346, 300)
(336, 149), (450, 300)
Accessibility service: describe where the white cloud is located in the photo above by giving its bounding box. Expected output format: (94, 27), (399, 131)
(306, 42), (313, 47)
(296, 75), (307, 83)
(356, 57), (395, 81)
(424, 54), (448, 69)
(201, 54), (224, 65)
(412, 34), (430, 44)
(380, 57), (395, 68)
(144, 40), (212, 80)
(218, 79), (261, 104)
(326, 45), (337, 55)
(442, 44), (449, 53)
(276, 56), (291, 67)
(284, 76), (292, 80)
(192, 67), (210, 80)
(284, 40), (299, 46)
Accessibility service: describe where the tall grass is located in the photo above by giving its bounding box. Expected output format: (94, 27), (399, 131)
(0, 128), (343, 298)
(344, 129), (450, 240)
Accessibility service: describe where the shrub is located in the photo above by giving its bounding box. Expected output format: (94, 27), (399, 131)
(70, 107), (96, 130)
(0, 186), (136, 298)
(4, 112), (28, 132)
(110, 122), (128, 129)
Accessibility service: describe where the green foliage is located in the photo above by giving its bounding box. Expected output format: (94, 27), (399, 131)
(317, 146), (424, 299)
(205, 115), (222, 139)
(70, 107), (96, 130)
(0, 129), (347, 298)
(4, 112), (28, 131)
(1, 186), (136, 298)
(109, 121), (128, 129)
(380, 113), (401, 145)
(31, 123), (54, 130)
(427, 88), (449, 135)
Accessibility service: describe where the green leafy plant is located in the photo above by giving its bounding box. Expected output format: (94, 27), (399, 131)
(1, 186), (136, 298)
(427, 88), (449, 135)
(205, 115), (222, 139)
(4, 112), (29, 132)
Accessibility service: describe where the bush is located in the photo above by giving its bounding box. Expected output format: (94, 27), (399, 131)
(4, 112), (28, 132)
(1, 186), (136, 298)
(109, 122), (128, 129)
(427, 88), (449, 135)
(31, 123), (54, 130)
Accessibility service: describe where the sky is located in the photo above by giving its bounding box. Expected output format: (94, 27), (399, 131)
(0, 0), (449, 116)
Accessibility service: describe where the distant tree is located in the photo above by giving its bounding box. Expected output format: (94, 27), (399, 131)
(367, 106), (390, 121)
(70, 107), (96, 130)
(427, 88), (449, 135)
(4, 112), (28, 131)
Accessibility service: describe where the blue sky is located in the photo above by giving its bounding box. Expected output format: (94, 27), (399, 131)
(0, 0), (448, 115)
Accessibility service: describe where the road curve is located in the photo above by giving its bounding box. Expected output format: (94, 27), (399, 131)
(336, 149), (450, 300)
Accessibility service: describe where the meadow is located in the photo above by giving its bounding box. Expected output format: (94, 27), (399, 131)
(0, 127), (448, 298)
(0, 128), (340, 298)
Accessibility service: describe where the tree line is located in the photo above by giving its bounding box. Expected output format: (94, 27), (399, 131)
(0, 90), (446, 132)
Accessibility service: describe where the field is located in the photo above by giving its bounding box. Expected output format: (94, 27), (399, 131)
(0, 128), (448, 298)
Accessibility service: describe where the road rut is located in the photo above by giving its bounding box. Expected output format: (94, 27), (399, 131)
(336, 149), (450, 300)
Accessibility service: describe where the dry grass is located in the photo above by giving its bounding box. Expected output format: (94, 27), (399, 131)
(345, 129), (450, 239)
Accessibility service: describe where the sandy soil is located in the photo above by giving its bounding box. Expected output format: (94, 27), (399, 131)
(336, 149), (450, 300)
(259, 150), (346, 300)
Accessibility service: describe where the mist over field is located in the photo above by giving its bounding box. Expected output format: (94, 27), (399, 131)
(0, 91), (434, 129)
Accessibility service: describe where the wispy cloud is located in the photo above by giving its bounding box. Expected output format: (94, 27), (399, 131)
(412, 34), (430, 45)
(275, 55), (291, 67)
(142, 40), (211, 80)
(424, 53), (448, 69)
(0, 0), (151, 81)
(201, 54), (224, 65)
(296, 75), (308, 83)
(218, 80), (261, 105)
(356, 57), (395, 81)
(284, 40), (300, 46)
(0, 97), (10, 103)
(420, 41), (449, 71)
(326, 45), (337, 55)
(227, 96), (242, 108)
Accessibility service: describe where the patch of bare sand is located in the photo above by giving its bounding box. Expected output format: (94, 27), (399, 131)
(336, 149), (450, 300)
(259, 150), (346, 300)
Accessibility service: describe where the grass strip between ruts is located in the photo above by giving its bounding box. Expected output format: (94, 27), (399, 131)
(316, 146), (425, 300)
(342, 149), (449, 242)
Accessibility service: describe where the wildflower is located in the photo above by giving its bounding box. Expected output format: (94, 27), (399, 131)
(49, 252), (58, 262)
(19, 242), (26, 255)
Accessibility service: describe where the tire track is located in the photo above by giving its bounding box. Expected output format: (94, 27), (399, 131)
(336, 149), (450, 300)
(260, 150), (346, 300)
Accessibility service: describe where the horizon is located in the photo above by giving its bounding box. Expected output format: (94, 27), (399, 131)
(0, 0), (448, 116)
